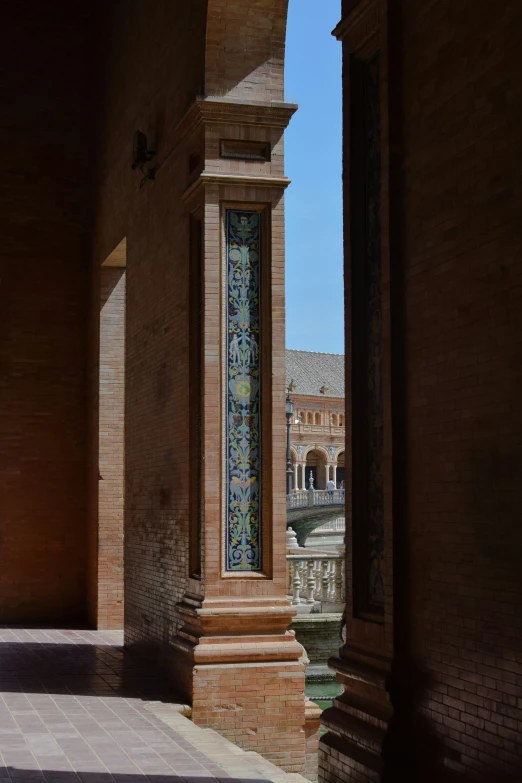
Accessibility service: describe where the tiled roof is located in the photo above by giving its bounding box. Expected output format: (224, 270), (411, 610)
(286, 350), (345, 398)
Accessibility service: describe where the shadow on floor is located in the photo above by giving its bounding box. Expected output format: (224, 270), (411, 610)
(0, 629), (181, 702)
(0, 773), (264, 783)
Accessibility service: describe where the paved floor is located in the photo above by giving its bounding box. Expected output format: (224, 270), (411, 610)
(0, 629), (307, 783)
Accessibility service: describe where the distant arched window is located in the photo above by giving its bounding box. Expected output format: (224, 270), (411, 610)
(339, 414), (344, 426)
(332, 414), (338, 426)
(307, 412), (313, 424)
(315, 412), (321, 425)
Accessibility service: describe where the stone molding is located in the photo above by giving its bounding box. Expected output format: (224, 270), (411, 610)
(182, 172), (291, 205)
(176, 97), (298, 144)
(171, 592), (303, 688)
(332, 0), (379, 54)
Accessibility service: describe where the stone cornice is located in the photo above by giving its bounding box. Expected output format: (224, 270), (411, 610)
(199, 96), (298, 126)
(171, 633), (304, 666)
(176, 96), (298, 144)
(172, 595), (304, 665)
(182, 171), (291, 204)
(176, 595), (297, 631)
(332, 0), (379, 53)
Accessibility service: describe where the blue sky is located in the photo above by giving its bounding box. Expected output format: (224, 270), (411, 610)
(285, 0), (343, 354)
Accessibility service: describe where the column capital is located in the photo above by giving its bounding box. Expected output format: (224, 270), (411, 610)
(182, 171), (291, 207)
(175, 96), (298, 142)
(332, 0), (379, 53)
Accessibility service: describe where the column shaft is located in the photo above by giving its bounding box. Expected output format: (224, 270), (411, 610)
(170, 98), (307, 773)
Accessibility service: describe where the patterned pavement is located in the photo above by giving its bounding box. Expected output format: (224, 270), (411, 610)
(0, 629), (306, 783)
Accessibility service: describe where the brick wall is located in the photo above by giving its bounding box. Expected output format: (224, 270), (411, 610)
(206, 0), (288, 100)
(292, 393), (346, 427)
(89, 0), (207, 658)
(319, 739), (378, 783)
(96, 268), (126, 629)
(393, 0), (522, 777)
(193, 662), (306, 773)
(89, 0), (296, 661)
(0, 3), (97, 622)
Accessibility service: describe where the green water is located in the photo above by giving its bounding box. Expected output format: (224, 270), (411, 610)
(306, 681), (342, 710)
(305, 681), (342, 735)
(306, 681), (342, 701)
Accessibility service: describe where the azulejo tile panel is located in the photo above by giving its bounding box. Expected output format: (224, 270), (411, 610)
(225, 209), (262, 572)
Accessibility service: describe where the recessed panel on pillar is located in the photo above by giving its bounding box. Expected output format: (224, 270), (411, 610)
(351, 51), (385, 615)
(224, 208), (262, 573)
(365, 55), (384, 609)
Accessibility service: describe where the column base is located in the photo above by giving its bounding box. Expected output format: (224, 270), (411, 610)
(319, 646), (392, 783)
(305, 697), (322, 781)
(171, 593), (308, 774)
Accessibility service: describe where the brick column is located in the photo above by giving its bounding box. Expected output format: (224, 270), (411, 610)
(169, 98), (310, 773)
(319, 2), (395, 782)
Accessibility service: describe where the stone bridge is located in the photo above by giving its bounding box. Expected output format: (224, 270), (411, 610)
(287, 489), (345, 546)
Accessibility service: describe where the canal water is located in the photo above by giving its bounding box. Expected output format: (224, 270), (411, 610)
(305, 679), (343, 711)
(305, 679), (343, 736)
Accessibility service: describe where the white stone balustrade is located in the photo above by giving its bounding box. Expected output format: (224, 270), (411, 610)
(287, 491), (309, 509)
(287, 489), (345, 509)
(286, 553), (345, 606)
(313, 517), (345, 533)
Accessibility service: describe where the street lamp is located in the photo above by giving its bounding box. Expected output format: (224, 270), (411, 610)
(285, 391), (294, 495)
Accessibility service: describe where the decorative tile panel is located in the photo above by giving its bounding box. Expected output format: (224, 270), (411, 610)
(224, 209), (262, 572)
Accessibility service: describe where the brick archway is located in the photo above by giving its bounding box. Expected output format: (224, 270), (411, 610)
(205, 0), (289, 100)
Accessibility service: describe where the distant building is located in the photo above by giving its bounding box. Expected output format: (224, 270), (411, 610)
(286, 350), (345, 490)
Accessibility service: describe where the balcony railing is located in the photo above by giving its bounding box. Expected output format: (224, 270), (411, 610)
(312, 517), (345, 533)
(287, 489), (345, 509)
(291, 422), (345, 436)
(287, 553), (345, 606)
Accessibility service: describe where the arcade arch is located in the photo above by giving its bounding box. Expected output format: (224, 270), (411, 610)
(305, 447), (328, 489)
(335, 449), (345, 488)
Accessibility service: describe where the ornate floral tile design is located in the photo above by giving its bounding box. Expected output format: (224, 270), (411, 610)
(225, 209), (262, 572)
